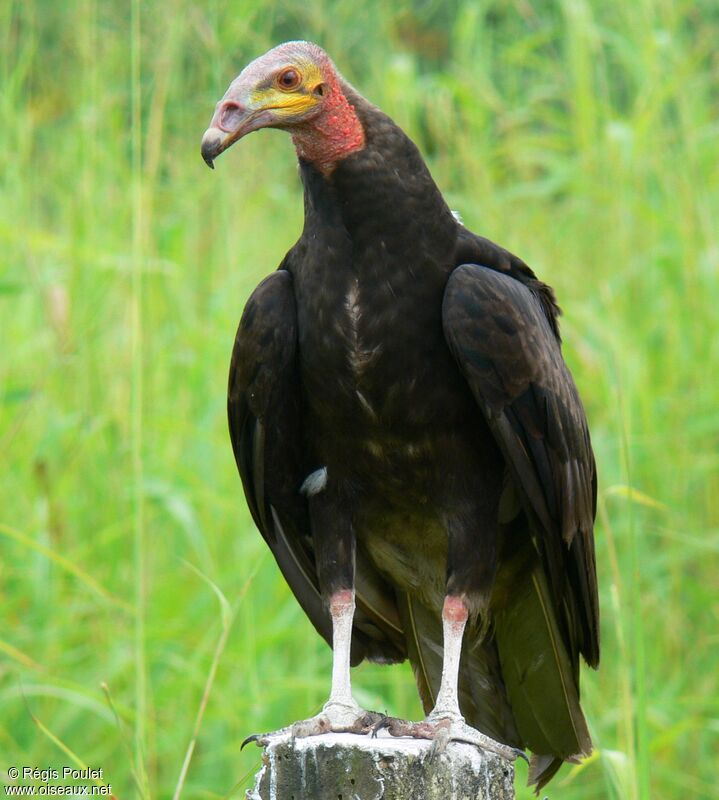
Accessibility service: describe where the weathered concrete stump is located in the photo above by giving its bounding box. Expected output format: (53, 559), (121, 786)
(246, 731), (515, 800)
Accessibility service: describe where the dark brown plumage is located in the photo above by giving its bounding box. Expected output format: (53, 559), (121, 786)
(204, 41), (599, 791)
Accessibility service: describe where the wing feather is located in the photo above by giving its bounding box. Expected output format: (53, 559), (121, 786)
(442, 264), (599, 668)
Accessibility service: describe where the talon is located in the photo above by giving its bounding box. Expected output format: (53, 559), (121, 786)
(513, 747), (529, 763)
(370, 714), (390, 738)
(366, 711), (385, 727)
(346, 711), (382, 735)
(240, 733), (263, 750)
(429, 726), (450, 758)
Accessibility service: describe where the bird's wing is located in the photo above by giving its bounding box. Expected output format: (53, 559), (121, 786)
(442, 264), (598, 785)
(228, 270), (329, 641)
(228, 268), (405, 665)
(442, 263), (599, 665)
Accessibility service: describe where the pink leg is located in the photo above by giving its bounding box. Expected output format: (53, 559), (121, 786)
(429, 595), (469, 721)
(325, 589), (358, 712)
(373, 594), (523, 762)
(242, 589), (381, 748)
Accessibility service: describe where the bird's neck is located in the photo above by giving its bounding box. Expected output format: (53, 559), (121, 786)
(328, 117), (457, 262)
(291, 79), (365, 174)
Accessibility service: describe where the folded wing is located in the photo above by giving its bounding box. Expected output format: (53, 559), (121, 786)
(442, 263), (599, 789)
(228, 268), (406, 666)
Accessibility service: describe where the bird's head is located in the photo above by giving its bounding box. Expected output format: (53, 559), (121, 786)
(201, 41), (365, 174)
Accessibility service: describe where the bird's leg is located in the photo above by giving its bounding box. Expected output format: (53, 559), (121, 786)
(323, 589), (359, 716)
(428, 595), (469, 723)
(242, 589), (381, 748)
(375, 595), (522, 762)
(295, 590), (361, 731)
(425, 595), (520, 758)
(289, 588), (381, 736)
(243, 492), (382, 749)
(372, 498), (524, 760)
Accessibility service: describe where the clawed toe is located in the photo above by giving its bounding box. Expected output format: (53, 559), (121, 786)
(241, 705), (384, 750)
(290, 714), (332, 738)
(240, 723), (296, 750)
(370, 714), (435, 740)
(369, 714), (389, 738)
(241, 710), (524, 764)
(351, 710), (385, 734)
(511, 747), (530, 763)
(370, 714), (523, 762)
(369, 713), (416, 738)
(428, 722), (451, 757)
(240, 733), (262, 750)
(436, 718), (524, 762)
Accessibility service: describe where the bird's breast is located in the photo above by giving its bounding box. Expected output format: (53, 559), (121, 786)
(342, 276), (383, 382)
(298, 266), (453, 429)
(289, 215), (478, 487)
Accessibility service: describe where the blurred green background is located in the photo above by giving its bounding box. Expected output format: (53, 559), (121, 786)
(1, 0), (718, 797)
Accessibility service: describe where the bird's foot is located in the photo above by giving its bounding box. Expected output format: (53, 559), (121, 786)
(372, 711), (526, 762)
(241, 700), (383, 749)
(291, 700), (383, 738)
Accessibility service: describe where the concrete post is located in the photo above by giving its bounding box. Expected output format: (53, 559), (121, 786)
(246, 732), (515, 800)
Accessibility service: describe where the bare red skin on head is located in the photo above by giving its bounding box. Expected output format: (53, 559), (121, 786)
(290, 69), (365, 175)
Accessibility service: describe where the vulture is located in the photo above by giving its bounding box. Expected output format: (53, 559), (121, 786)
(201, 41), (599, 791)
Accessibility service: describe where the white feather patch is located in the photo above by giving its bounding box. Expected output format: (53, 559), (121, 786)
(300, 467), (328, 497)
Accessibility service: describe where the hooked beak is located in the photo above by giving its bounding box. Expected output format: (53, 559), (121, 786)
(200, 100), (274, 169)
(200, 128), (224, 169)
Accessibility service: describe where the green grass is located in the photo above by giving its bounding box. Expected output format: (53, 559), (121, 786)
(1, 1), (718, 797)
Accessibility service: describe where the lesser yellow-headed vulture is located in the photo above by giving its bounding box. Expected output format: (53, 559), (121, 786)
(201, 41), (599, 791)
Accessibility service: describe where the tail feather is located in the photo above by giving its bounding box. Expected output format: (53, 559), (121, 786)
(493, 526), (592, 791)
(528, 755), (563, 792)
(396, 591), (437, 715)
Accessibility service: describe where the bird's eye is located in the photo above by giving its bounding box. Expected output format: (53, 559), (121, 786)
(277, 68), (301, 91)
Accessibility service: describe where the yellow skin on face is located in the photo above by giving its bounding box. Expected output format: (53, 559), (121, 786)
(247, 60), (325, 120)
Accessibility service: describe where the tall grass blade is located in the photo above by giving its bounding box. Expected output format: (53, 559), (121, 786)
(130, 0), (149, 795)
(0, 523), (131, 611)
